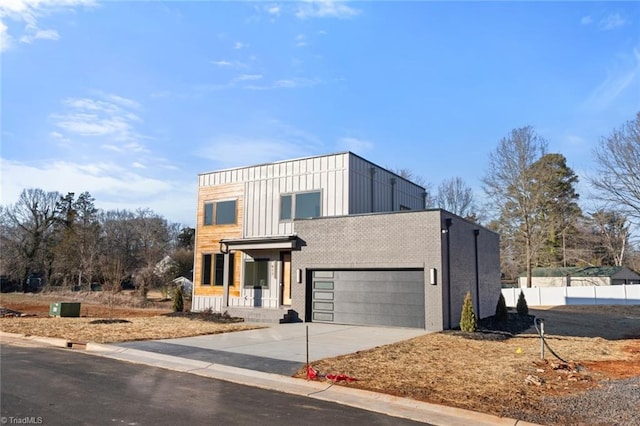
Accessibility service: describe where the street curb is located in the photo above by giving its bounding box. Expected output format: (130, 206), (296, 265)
(0, 331), (69, 348)
(82, 342), (540, 426)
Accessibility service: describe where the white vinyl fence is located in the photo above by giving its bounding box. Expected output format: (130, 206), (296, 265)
(502, 284), (640, 307)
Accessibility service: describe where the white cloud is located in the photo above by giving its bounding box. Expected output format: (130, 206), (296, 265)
(0, 0), (95, 50)
(50, 130), (70, 146)
(599, 13), (626, 30)
(211, 59), (248, 69)
(0, 20), (13, 51)
(580, 16), (593, 25)
(51, 94), (145, 143)
(0, 158), (195, 225)
(197, 120), (324, 167)
(295, 0), (360, 20)
(19, 27), (58, 43)
(583, 47), (640, 112)
(296, 34), (307, 47)
(234, 41), (247, 49)
(212, 60), (232, 67)
(234, 74), (263, 82)
(266, 4), (280, 16)
(338, 137), (374, 154)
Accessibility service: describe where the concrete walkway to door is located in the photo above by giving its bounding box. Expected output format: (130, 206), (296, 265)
(117, 323), (429, 376)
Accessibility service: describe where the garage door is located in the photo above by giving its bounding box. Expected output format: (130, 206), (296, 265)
(310, 269), (425, 328)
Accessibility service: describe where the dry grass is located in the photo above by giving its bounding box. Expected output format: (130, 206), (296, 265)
(297, 305), (640, 421)
(0, 316), (260, 343)
(0, 291), (262, 343)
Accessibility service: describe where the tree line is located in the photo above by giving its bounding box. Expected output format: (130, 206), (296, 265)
(0, 190), (194, 294)
(404, 112), (640, 285)
(1, 113), (638, 292)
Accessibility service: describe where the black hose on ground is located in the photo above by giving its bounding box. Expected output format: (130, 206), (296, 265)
(533, 316), (570, 364)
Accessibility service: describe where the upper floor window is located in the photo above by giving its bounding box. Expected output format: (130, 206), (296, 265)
(280, 191), (321, 221)
(204, 200), (237, 225)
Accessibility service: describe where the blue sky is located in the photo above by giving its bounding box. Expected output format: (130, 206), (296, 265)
(1, 1), (639, 227)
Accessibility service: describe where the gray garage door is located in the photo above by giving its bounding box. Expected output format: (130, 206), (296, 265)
(311, 269), (425, 328)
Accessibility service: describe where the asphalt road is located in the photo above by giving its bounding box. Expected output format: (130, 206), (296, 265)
(1, 344), (427, 426)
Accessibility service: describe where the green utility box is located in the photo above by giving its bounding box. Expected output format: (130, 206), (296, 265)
(49, 302), (81, 317)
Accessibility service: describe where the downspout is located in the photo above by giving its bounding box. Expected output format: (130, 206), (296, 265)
(390, 177), (396, 211)
(445, 218), (453, 328)
(370, 167), (377, 212)
(474, 229), (480, 318)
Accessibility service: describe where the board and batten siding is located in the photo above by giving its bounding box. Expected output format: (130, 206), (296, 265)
(348, 155), (425, 214)
(199, 153), (351, 238)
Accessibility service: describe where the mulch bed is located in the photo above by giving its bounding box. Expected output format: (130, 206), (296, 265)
(163, 311), (244, 323)
(447, 313), (535, 341)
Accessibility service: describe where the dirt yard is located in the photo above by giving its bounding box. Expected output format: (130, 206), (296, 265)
(2, 292), (639, 425)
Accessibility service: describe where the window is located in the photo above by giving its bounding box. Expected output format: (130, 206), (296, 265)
(202, 254), (212, 285)
(295, 192), (321, 219)
(280, 191), (321, 221)
(213, 253), (235, 286)
(280, 195), (292, 220)
(204, 200), (237, 226)
(215, 200), (236, 225)
(204, 203), (214, 225)
(244, 260), (269, 288)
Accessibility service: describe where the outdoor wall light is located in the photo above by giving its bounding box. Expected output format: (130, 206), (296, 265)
(430, 268), (437, 285)
(296, 269), (302, 284)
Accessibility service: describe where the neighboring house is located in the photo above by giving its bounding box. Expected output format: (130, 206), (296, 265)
(193, 152), (500, 331)
(171, 276), (193, 298)
(518, 267), (640, 288)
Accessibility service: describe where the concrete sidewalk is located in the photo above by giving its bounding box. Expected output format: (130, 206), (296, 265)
(0, 327), (540, 426)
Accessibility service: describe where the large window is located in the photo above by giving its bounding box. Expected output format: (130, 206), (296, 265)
(280, 191), (321, 221)
(244, 260), (269, 288)
(213, 253), (235, 286)
(204, 200), (237, 225)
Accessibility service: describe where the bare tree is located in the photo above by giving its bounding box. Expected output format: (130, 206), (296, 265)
(436, 177), (476, 219)
(390, 168), (434, 208)
(482, 126), (548, 287)
(591, 112), (640, 224)
(589, 210), (630, 266)
(3, 189), (61, 288)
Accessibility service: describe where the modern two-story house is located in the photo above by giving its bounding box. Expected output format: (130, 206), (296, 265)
(193, 152), (500, 331)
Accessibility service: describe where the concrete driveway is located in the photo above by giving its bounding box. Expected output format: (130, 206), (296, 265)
(118, 323), (429, 375)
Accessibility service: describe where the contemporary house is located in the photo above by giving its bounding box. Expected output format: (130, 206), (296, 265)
(193, 152), (500, 331)
(518, 266), (640, 288)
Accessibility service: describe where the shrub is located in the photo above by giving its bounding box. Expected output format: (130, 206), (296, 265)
(516, 290), (529, 315)
(495, 293), (508, 322)
(173, 286), (184, 312)
(459, 291), (477, 332)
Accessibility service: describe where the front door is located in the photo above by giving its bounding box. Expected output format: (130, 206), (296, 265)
(281, 252), (292, 305)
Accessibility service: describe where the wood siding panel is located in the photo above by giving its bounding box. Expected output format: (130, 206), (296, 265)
(194, 183), (243, 297)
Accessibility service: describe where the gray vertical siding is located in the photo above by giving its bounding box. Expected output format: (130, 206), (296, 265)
(348, 154), (425, 214)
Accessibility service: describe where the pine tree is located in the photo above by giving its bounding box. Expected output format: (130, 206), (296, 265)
(460, 291), (478, 332)
(516, 290), (528, 316)
(495, 293), (508, 322)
